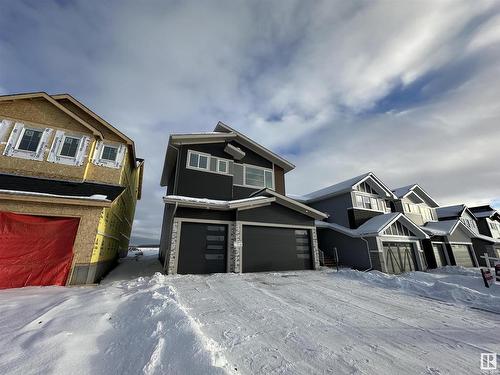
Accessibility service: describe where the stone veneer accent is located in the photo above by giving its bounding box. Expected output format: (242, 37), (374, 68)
(166, 220), (180, 274)
(311, 228), (320, 270)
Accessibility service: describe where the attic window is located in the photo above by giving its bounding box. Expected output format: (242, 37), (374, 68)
(101, 145), (118, 161)
(17, 128), (43, 152)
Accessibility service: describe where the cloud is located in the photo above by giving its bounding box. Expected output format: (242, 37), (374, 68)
(0, 0), (499, 243)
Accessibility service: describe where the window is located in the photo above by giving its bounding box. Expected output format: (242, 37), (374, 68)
(101, 145), (118, 161)
(17, 128), (43, 152)
(244, 165), (274, 189)
(187, 150), (209, 170)
(217, 159), (227, 173)
(58, 136), (80, 157)
(356, 195), (363, 208)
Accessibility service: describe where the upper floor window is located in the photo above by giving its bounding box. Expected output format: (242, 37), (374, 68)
(354, 193), (389, 212)
(218, 159), (228, 174)
(91, 141), (126, 169)
(187, 150), (209, 171)
(59, 136), (81, 157)
(101, 145), (118, 161)
(244, 165), (273, 189)
(17, 128), (43, 152)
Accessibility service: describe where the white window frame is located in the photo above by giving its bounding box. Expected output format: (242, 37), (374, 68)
(352, 192), (385, 212)
(241, 163), (274, 190)
(217, 159), (228, 174)
(100, 144), (119, 162)
(15, 127), (44, 153)
(57, 134), (82, 159)
(186, 149), (211, 171)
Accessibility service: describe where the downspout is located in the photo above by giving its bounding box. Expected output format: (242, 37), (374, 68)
(360, 236), (373, 272)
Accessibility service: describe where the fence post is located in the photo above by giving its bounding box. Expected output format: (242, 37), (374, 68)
(334, 247), (339, 271)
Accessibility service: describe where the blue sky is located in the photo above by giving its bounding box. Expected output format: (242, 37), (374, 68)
(1, 0), (500, 243)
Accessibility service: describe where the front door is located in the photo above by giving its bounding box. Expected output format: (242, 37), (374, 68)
(383, 242), (418, 274)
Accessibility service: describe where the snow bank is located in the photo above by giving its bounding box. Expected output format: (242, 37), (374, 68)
(0, 271), (231, 375)
(337, 267), (500, 314)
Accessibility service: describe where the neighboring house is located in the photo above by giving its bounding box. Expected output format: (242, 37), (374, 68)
(392, 186), (479, 268)
(158, 122), (327, 274)
(297, 172), (428, 274)
(0, 92), (143, 288)
(469, 205), (500, 266)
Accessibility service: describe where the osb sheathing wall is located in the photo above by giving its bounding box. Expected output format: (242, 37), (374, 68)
(0, 198), (103, 284)
(0, 98), (123, 185)
(92, 152), (142, 264)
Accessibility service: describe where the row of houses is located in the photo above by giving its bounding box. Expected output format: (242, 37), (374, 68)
(158, 123), (500, 275)
(0, 91), (497, 289)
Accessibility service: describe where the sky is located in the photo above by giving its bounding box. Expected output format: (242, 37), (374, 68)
(1, 0), (500, 244)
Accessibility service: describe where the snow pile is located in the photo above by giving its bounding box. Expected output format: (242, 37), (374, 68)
(0, 270), (231, 375)
(337, 267), (500, 313)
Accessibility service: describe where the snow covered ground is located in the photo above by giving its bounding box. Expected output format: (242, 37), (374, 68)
(1, 249), (499, 374)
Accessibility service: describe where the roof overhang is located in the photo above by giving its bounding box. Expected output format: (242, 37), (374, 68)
(163, 195), (276, 210)
(355, 174), (398, 199)
(0, 190), (111, 207)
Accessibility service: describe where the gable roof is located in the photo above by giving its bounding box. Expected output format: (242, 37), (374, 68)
(161, 122), (295, 186)
(392, 184), (439, 208)
(51, 93), (136, 162)
(214, 122), (295, 172)
(436, 204), (476, 220)
(421, 219), (477, 238)
(469, 205), (500, 220)
(298, 172), (397, 203)
(317, 212), (427, 238)
(0, 92), (102, 138)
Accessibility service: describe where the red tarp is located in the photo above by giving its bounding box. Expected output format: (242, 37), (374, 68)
(0, 211), (79, 289)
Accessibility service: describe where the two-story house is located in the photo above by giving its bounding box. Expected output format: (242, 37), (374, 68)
(469, 205), (500, 265)
(0, 92), (143, 288)
(391, 186), (479, 268)
(158, 122), (327, 274)
(297, 172), (428, 274)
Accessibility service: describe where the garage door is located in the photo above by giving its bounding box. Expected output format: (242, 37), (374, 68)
(0, 211), (79, 289)
(242, 226), (312, 273)
(177, 222), (227, 274)
(383, 242), (418, 274)
(450, 244), (474, 267)
(432, 243), (447, 268)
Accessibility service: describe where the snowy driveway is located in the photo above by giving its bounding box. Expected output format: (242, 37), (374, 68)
(1, 251), (499, 375)
(168, 270), (500, 374)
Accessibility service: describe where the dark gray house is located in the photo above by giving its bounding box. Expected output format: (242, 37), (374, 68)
(392, 186), (479, 268)
(296, 173), (428, 274)
(469, 205), (500, 265)
(158, 122), (327, 274)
